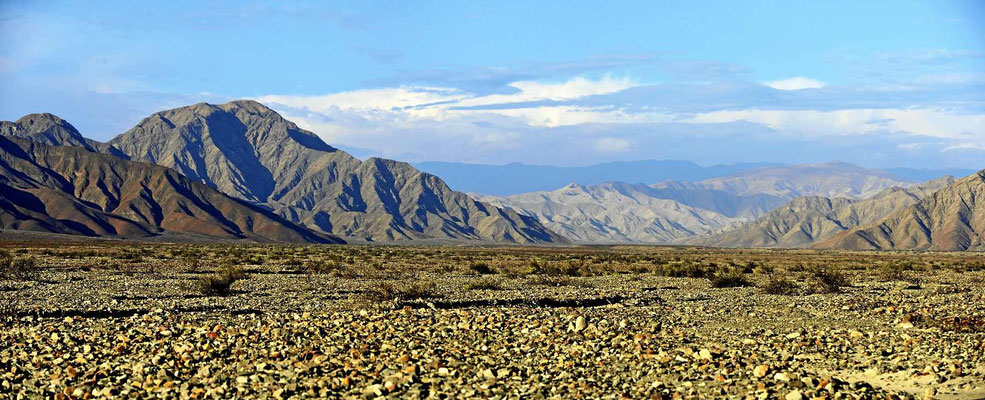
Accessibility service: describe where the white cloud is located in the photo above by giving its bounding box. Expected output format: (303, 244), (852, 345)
(595, 137), (632, 153)
(763, 76), (826, 90)
(456, 76), (637, 107)
(687, 108), (985, 142)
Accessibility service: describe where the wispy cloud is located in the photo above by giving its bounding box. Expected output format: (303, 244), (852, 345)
(763, 76), (825, 90)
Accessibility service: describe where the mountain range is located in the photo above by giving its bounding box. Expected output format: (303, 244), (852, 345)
(476, 163), (914, 244)
(1, 102), (562, 244)
(414, 160), (780, 196)
(1, 100), (980, 250)
(414, 160), (972, 196)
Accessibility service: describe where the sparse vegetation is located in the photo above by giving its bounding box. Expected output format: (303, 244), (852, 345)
(3, 243), (985, 398)
(0, 251), (39, 282)
(468, 261), (494, 275)
(197, 263), (246, 296)
(805, 266), (849, 294)
(465, 277), (504, 290)
(762, 274), (800, 295)
(365, 281), (439, 302)
(709, 273), (753, 288)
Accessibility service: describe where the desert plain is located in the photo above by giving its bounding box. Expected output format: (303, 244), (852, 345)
(1, 241), (983, 399)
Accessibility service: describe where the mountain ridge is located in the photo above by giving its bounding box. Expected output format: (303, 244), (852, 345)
(0, 135), (341, 243)
(814, 170), (985, 251)
(107, 100), (564, 244)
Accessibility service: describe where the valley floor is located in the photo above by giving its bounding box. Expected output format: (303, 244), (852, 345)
(1, 243), (983, 399)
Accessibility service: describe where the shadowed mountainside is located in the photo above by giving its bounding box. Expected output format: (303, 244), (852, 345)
(0, 136), (341, 243)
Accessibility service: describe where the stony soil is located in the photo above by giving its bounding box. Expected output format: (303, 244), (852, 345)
(1, 244), (983, 399)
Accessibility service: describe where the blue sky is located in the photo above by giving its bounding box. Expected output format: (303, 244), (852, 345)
(2, 1), (984, 168)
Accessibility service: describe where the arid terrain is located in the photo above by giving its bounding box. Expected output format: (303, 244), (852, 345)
(1, 241), (983, 399)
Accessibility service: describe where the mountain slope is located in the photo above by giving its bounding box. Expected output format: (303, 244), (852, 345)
(691, 176), (954, 248)
(0, 136), (341, 243)
(814, 170), (985, 251)
(1, 113), (128, 158)
(476, 182), (743, 244)
(108, 100), (563, 243)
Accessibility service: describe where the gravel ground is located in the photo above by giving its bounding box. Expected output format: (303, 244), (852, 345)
(1, 244), (984, 399)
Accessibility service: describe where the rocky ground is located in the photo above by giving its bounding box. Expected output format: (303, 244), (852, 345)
(1, 243), (983, 399)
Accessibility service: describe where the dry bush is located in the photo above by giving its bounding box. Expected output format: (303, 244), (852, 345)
(0, 251), (39, 282)
(465, 277), (503, 290)
(652, 262), (709, 279)
(469, 261), (494, 275)
(306, 260), (340, 274)
(761, 274), (799, 295)
(525, 275), (591, 287)
(805, 267), (849, 294)
(197, 263), (246, 296)
(709, 273), (753, 288)
(365, 281), (439, 302)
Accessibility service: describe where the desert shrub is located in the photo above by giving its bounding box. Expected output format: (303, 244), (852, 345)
(469, 261), (494, 275)
(501, 265), (529, 279)
(465, 277), (503, 290)
(0, 250), (38, 281)
(761, 274), (799, 295)
(0, 250), (11, 270)
(197, 263), (245, 296)
(306, 260), (340, 274)
(653, 262), (709, 279)
(1, 252), (39, 282)
(805, 267), (849, 294)
(365, 281), (439, 302)
(709, 273), (753, 288)
(533, 260), (595, 277)
(525, 275), (591, 287)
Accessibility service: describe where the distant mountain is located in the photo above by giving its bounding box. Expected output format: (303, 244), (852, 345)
(815, 170), (985, 251)
(0, 113), (128, 159)
(108, 101), (563, 244)
(691, 176), (955, 248)
(413, 160), (781, 196)
(478, 162), (925, 244)
(476, 182), (743, 244)
(0, 136), (340, 243)
(887, 167), (977, 183)
(696, 162), (911, 199)
(646, 180), (788, 219)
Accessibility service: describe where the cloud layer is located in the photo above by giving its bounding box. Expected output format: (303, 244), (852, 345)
(253, 69), (985, 169)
